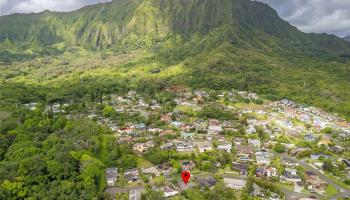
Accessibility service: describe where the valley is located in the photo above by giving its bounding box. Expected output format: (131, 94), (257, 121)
(0, 0), (350, 199)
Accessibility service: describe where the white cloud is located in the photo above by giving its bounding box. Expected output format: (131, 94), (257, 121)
(256, 0), (350, 36)
(0, 0), (111, 15)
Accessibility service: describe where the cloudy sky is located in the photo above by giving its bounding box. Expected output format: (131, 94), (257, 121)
(0, 0), (349, 37)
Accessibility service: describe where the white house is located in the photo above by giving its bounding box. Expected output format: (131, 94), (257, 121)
(255, 150), (270, 165)
(142, 167), (161, 177)
(248, 139), (261, 148)
(282, 168), (302, 183)
(256, 167), (277, 178)
(218, 142), (232, 152)
(246, 125), (256, 134)
(194, 140), (213, 153)
(175, 140), (194, 152)
(208, 119), (223, 134)
(163, 187), (179, 197)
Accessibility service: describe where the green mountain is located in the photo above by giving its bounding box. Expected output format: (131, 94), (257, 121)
(1, 0), (350, 55)
(0, 0), (350, 119)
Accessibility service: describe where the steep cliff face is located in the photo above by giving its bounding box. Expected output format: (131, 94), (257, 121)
(1, 0), (350, 55)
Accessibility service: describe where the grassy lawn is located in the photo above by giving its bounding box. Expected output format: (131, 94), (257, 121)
(218, 164), (235, 175)
(325, 185), (338, 197)
(275, 183), (294, 191)
(234, 102), (263, 110)
(324, 173), (350, 190)
(137, 157), (153, 168)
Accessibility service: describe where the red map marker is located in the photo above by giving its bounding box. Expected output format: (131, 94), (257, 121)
(181, 171), (191, 184)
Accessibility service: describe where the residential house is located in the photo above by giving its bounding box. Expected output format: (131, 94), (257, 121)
(106, 168), (118, 186)
(222, 121), (238, 132)
(132, 141), (155, 153)
(255, 150), (270, 165)
(163, 187), (179, 197)
(217, 141), (232, 152)
(304, 134), (317, 142)
(181, 132), (195, 139)
(124, 168), (139, 183)
(175, 140), (194, 152)
(248, 139), (261, 148)
(246, 125), (256, 134)
(329, 146), (344, 154)
(304, 171), (328, 194)
(133, 123), (146, 130)
(181, 161), (195, 171)
(281, 158), (299, 167)
(235, 145), (254, 162)
(157, 164), (173, 176)
(234, 137), (246, 145)
(118, 127), (135, 135)
(196, 176), (217, 188)
(171, 121), (184, 128)
(24, 102), (38, 111)
(232, 162), (249, 176)
(148, 128), (162, 134)
(310, 153), (331, 160)
(194, 140), (213, 153)
(282, 168), (301, 183)
(256, 167), (277, 178)
(142, 167), (161, 177)
(160, 143), (174, 150)
(208, 119), (223, 134)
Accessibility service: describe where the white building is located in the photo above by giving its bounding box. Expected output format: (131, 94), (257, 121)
(163, 187), (179, 197)
(218, 142), (232, 152)
(194, 140), (213, 153)
(255, 150), (270, 165)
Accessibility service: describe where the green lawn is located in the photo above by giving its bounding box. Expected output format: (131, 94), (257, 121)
(324, 173), (350, 190)
(275, 183), (294, 191)
(325, 185), (338, 197)
(137, 157), (153, 168)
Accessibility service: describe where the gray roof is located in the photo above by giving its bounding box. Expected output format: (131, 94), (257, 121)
(106, 168), (118, 179)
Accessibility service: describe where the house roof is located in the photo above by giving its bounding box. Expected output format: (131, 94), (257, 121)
(233, 163), (249, 171)
(106, 168), (118, 179)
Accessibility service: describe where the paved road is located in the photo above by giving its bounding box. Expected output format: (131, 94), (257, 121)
(279, 188), (322, 200)
(280, 154), (350, 199)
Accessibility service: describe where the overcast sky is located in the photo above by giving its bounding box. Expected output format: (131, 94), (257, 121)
(0, 0), (349, 37)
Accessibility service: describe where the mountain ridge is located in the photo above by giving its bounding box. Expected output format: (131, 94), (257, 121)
(1, 0), (350, 56)
(0, 0), (350, 120)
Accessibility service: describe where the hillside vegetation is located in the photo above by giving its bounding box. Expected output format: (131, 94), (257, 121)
(0, 0), (350, 119)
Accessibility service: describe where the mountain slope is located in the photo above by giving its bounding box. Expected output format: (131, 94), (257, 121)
(0, 0), (350, 119)
(1, 0), (350, 56)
